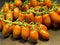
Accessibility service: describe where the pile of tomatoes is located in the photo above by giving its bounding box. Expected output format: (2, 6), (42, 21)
(0, 0), (60, 42)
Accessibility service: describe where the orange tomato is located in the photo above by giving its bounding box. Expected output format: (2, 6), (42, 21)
(0, 21), (2, 30)
(25, 13), (34, 23)
(34, 6), (41, 11)
(40, 24), (47, 31)
(3, 2), (9, 12)
(44, 0), (52, 8)
(14, 0), (22, 7)
(49, 11), (60, 23)
(9, 3), (14, 10)
(30, 0), (37, 7)
(39, 29), (50, 40)
(13, 25), (22, 38)
(35, 15), (43, 24)
(38, 2), (45, 6)
(6, 10), (13, 21)
(23, 4), (29, 11)
(13, 7), (20, 19)
(19, 12), (26, 21)
(2, 24), (10, 37)
(43, 14), (51, 27)
(8, 25), (15, 33)
(57, 6), (60, 15)
(30, 28), (39, 42)
(21, 27), (30, 40)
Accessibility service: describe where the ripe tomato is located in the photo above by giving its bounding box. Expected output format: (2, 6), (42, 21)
(3, 2), (9, 12)
(21, 26), (30, 40)
(19, 13), (26, 21)
(49, 11), (60, 23)
(38, 2), (45, 6)
(14, 0), (22, 7)
(57, 6), (60, 15)
(40, 24), (47, 31)
(35, 15), (43, 24)
(0, 21), (2, 31)
(13, 7), (20, 19)
(23, 4), (29, 11)
(30, 0), (37, 7)
(30, 28), (39, 42)
(8, 25), (15, 33)
(25, 13), (34, 23)
(13, 25), (22, 38)
(6, 10), (13, 21)
(39, 29), (50, 40)
(43, 14), (51, 27)
(44, 0), (52, 8)
(2, 24), (10, 37)
(9, 3), (14, 10)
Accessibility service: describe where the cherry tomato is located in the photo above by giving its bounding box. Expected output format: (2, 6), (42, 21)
(9, 3), (14, 10)
(13, 25), (22, 38)
(14, 0), (22, 7)
(3, 2), (9, 12)
(6, 10), (13, 21)
(2, 24), (10, 37)
(13, 7), (20, 19)
(40, 24), (47, 31)
(19, 12), (26, 21)
(39, 29), (50, 40)
(49, 11), (60, 23)
(35, 15), (43, 24)
(30, 28), (39, 42)
(44, 0), (52, 8)
(21, 26), (30, 40)
(25, 13), (34, 23)
(43, 14), (51, 27)
(30, 0), (37, 7)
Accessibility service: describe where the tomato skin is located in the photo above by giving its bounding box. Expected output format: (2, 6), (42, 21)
(35, 15), (43, 24)
(34, 6), (41, 11)
(44, 0), (52, 8)
(39, 30), (50, 40)
(38, 2), (45, 6)
(30, 30), (39, 42)
(25, 13), (34, 23)
(49, 11), (60, 23)
(57, 6), (60, 15)
(23, 4), (29, 11)
(19, 13), (26, 21)
(14, 0), (22, 7)
(6, 10), (13, 21)
(3, 3), (9, 12)
(13, 25), (22, 38)
(40, 24), (47, 31)
(21, 27), (30, 40)
(9, 3), (14, 10)
(30, 0), (37, 7)
(2, 24), (10, 37)
(13, 7), (20, 19)
(8, 25), (15, 33)
(43, 14), (51, 27)
(0, 21), (2, 30)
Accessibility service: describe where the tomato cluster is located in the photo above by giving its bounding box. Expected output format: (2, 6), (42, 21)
(0, 0), (60, 42)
